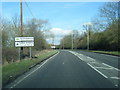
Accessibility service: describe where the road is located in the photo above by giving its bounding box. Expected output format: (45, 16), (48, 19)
(5, 50), (119, 88)
(75, 50), (119, 69)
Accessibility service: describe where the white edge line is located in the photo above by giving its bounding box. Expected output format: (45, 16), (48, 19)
(68, 51), (94, 62)
(68, 51), (83, 60)
(102, 63), (120, 71)
(10, 51), (59, 88)
(87, 63), (108, 79)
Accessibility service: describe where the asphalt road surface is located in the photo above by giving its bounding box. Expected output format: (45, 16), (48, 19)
(5, 50), (119, 88)
(75, 50), (119, 69)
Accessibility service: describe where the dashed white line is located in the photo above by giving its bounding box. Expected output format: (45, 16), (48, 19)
(87, 63), (108, 79)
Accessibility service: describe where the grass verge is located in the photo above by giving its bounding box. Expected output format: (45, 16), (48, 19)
(78, 50), (120, 56)
(2, 50), (58, 86)
(0, 65), (2, 88)
(90, 50), (120, 56)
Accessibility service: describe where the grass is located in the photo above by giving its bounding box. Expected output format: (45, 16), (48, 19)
(90, 50), (120, 56)
(2, 50), (58, 86)
(0, 66), (1, 90)
(78, 50), (120, 56)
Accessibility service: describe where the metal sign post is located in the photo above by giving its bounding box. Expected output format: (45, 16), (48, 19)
(29, 47), (32, 59)
(18, 48), (21, 60)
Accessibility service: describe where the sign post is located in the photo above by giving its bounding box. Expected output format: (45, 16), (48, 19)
(18, 48), (21, 60)
(30, 47), (32, 59)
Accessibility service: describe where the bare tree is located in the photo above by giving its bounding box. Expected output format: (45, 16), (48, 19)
(92, 2), (118, 32)
(83, 23), (93, 50)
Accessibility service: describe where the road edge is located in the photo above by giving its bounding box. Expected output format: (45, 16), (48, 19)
(3, 51), (59, 88)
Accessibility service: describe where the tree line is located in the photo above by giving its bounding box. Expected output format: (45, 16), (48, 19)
(58, 2), (119, 51)
(1, 2), (119, 64)
(1, 17), (51, 64)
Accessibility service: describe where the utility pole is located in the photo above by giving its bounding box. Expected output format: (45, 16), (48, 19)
(87, 29), (90, 50)
(20, 0), (23, 36)
(52, 38), (55, 50)
(20, 0), (23, 60)
(52, 38), (54, 46)
(83, 25), (90, 50)
(72, 31), (73, 50)
(63, 38), (64, 50)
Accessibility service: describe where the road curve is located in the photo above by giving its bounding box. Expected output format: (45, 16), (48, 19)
(5, 50), (116, 88)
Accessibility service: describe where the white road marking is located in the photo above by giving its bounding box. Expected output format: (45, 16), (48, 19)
(10, 51), (59, 88)
(69, 51), (120, 71)
(63, 62), (64, 64)
(77, 57), (84, 61)
(87, 63), (108, 78)
(95, 67), (113, 70)
(110, 77), (120, 80)
(102, 63), (120, 71)
(87, 57), (96, 61)
(88, 62), (96, 63)
(67, 51), (119, 86)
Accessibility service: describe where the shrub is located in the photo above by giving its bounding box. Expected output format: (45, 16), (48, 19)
(2, 48), (18, 64)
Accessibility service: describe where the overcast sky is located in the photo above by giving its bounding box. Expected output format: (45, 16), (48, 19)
(2, 2), (105, 45)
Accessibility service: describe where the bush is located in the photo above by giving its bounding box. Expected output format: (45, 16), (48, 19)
(2, 48), (18, 64)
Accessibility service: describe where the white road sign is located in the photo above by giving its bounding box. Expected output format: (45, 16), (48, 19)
(15, 42), (34, 47)
(51, 46), (56, 49)
(15, 37), (34, 42)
